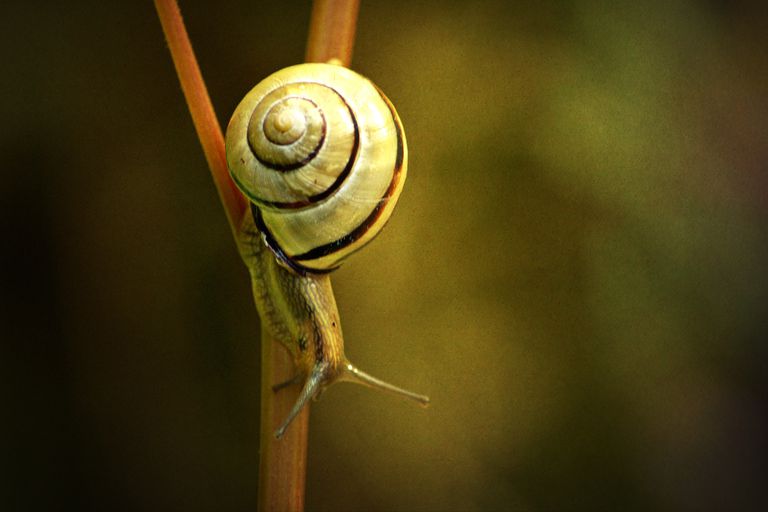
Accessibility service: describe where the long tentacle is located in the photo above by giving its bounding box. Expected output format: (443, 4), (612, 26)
(341, 362), (430, 406)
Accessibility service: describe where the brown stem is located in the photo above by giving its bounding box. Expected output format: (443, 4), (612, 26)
(305, 0), (361, 65)
(153, 0), (247, 238)
(257, 324), (310, 511)
(154, 1), (359, 510)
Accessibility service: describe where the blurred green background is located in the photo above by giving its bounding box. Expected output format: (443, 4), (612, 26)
(1, 1), (766, 510)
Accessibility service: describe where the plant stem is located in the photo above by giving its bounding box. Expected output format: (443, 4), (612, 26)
(153, 0), (247, 239)
(155, 1), (359, 510)
(305, 0), (361, 64)
(257, 324), (309, 512)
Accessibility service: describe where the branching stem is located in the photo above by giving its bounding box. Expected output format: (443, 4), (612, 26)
(154, 1), (360, 510)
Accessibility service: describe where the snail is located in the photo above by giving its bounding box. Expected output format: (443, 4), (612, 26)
(226, 63), (429, 438)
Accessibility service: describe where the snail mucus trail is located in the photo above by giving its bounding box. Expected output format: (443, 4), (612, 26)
(226, 63), (430, 439)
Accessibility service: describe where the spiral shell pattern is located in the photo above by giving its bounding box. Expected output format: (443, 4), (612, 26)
(226, 63), (407, 273)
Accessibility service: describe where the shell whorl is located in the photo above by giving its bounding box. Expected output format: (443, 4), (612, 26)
(226, 63), (407, 273)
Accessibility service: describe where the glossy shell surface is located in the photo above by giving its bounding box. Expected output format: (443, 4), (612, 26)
(226, 63), (407, 273)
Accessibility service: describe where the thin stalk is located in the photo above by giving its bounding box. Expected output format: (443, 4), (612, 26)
(305, 0), (361, 64)
(258, 324), (309, 511)
(153, 0), (247, 239)
(154, 1), (360, 510)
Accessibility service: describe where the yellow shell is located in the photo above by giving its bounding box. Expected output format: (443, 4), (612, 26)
(226, 63), (407, 273)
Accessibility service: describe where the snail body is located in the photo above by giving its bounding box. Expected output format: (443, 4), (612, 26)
(226, 63), (428, 438)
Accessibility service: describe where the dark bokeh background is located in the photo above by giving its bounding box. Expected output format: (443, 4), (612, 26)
(2, 1), (767, 510)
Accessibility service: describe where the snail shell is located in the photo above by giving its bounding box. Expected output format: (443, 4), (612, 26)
(225, 63), (407, 274)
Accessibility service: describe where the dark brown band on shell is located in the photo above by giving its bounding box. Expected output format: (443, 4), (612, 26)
(250, 203), (336, 276)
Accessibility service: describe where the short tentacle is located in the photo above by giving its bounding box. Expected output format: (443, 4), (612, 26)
(271, 373), (303, 393)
